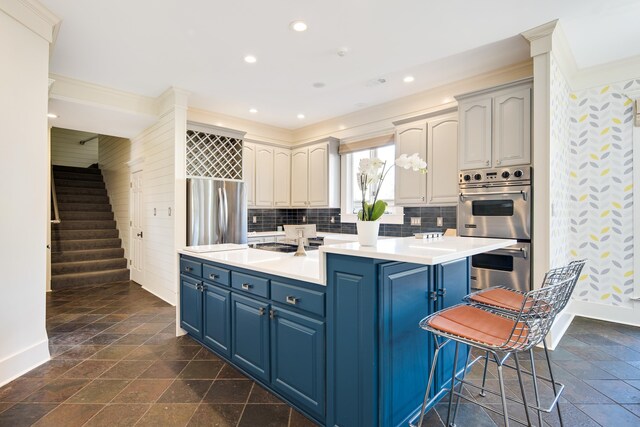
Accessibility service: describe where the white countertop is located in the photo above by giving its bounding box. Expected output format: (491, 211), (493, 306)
(319, 236), (516, 265)
(179, 236), (516, 286)
(178, 247), (323, 285)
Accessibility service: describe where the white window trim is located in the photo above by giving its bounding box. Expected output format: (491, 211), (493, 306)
(339, 149), (404, 225)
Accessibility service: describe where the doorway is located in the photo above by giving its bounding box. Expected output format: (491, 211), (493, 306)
(130, 168), (144, 284)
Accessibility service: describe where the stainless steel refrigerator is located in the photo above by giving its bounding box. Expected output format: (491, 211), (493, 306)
(187, 178), (247, 246)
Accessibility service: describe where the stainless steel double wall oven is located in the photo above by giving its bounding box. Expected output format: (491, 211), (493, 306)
(458, 167), (532, 292)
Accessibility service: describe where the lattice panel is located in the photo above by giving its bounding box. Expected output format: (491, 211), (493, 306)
(185, 130), (243, 179)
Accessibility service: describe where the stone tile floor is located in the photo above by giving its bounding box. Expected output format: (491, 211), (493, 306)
(0, 281), (638, 426)
(0, 282), (317, 427)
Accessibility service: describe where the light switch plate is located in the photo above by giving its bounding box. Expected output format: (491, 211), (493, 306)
(410, 217), (421, 226)
(436, 217), (443, 227)
(252, 216), (257, 223)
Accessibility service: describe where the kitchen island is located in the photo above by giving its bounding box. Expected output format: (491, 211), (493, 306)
(178, 236), (515, 427)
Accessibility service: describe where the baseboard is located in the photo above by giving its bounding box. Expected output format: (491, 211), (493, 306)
(141, 284), (176, 306)
(569, 299), (640, 327)
(545, 311), (575, 350)
(0, 339), (50, 387)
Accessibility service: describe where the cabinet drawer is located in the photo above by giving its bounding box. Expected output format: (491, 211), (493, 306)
(203, 264), (230, 286)
(271, 281), (324, 316)
(180, 258), (202, 277)
(231, 271), (269, 298)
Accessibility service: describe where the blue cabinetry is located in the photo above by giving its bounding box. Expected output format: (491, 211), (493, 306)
(231, 293), (271, 382)
(271, 307), (325, 420)
(203, 285), (231, 357)
(326, 254), (470, 427)
(180, 274), (203, 339)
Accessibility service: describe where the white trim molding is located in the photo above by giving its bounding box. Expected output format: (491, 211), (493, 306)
(570, 300), (640, 327)
(0, 339), (50, 387)
(0, 0), (60, 42)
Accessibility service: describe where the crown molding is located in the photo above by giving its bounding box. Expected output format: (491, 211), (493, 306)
(49, 73), (157, 117)
(571, 54), (640, 91)
(521, 19), (558, 56)
(0, 0), (60, 42)
(156, 87), (190, 115)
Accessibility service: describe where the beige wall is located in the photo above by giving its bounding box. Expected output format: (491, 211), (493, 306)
(50, 127), (98, 167)
(0, 3), (55, 386)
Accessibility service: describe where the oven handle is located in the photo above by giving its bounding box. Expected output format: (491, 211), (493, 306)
(459, 190), (527, 201)
(492, 247), (528, 259)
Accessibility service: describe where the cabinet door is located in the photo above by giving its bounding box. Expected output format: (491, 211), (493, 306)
(395, 121), (427, 205)
(273, 148), (291, 207)
(308, 143), (329, 207)
(231, 293), (270, 382)
(180, 275), (203, 340)
(255, 145), (274, 207)
(458, 98), (492, 170)
(243, 143), (256, 206)
(203, 284), (231, 358)
(379, 262), (432, 427)
(290, 148), (309, 207)
(427, 115), (459, 205)
(493, 87), (531, 167)
(434, 258), (470, 394)
(271, 308), (325, 420)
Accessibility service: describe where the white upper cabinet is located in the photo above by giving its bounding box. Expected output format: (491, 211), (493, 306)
(254, 145), (274, 207)
(394, 121), (428, 205)
(290, 140), (340, 208)
(243, 142), (256, 207)
(456, 79), (532, 170)
(493, 87), (531, 167)
(427, 114), (459, 205)
(290, 147), (309, 207)
(308, 144), (329, 206)
(273, 148), (291, 207)
(458, 99), (492, 169)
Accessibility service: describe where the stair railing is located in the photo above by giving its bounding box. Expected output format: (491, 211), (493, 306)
(51, 169), (61, 224)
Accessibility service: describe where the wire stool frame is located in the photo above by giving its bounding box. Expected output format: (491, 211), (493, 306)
(411, 271), (580, 427)
(465, 260), (585, 426)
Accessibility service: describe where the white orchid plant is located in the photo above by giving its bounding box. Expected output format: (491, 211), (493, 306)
(357, 153), (427, 221)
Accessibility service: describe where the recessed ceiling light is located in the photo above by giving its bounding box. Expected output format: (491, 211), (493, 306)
(47, 113), (58, 118)
(297, 113), (305, 119)
(403, 75), (415, 83)
(312, 82), (325, 89)
(244, 55), (257, 64)
(290, 21), (308, 32)
(249, 108), (258, 114)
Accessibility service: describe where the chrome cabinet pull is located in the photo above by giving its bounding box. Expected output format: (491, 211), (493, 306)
(258, 307), (265, 316)
(285, 296), (298, 305)
(242, 283), (252, 290)
(185, 266), (192, 272)
(209, 273), (218, 280)
(269, 309), (277, 319)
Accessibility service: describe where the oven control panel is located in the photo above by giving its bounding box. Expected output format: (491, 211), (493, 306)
(459, 166), (531, 185)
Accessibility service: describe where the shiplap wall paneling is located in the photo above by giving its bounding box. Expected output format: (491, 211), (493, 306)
(50, 127), (99, 167)
(131, 112), (176, 304)
(98, 135), (132, 261)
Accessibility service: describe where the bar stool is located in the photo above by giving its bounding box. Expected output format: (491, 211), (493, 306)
(412, 271), (578, 427)
(465, 260), (585, 426)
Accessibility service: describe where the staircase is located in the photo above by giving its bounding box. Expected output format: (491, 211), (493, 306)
(51, 165), (129, 290)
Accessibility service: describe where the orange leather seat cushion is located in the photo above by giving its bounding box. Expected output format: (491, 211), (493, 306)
(428, 305), (529, 347)
(469, 288), (526, 312)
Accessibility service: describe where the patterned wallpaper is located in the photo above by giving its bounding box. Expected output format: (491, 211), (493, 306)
(568, 78), (638, 307)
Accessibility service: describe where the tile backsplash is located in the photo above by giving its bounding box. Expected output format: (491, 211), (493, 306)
(248, 207), (457, 237)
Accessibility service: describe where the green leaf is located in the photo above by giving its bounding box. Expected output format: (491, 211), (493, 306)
(369, 200), (387, 221)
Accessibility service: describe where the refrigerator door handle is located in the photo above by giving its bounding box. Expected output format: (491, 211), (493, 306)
(217, 187), (226, 243)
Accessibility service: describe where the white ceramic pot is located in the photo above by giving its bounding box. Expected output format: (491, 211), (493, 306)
(356, 220), (380, 246)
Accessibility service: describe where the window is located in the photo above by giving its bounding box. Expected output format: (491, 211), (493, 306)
(341, 145), (404, 224)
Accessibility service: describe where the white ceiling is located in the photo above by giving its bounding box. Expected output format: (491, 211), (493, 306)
(41, 0), (640, 130)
